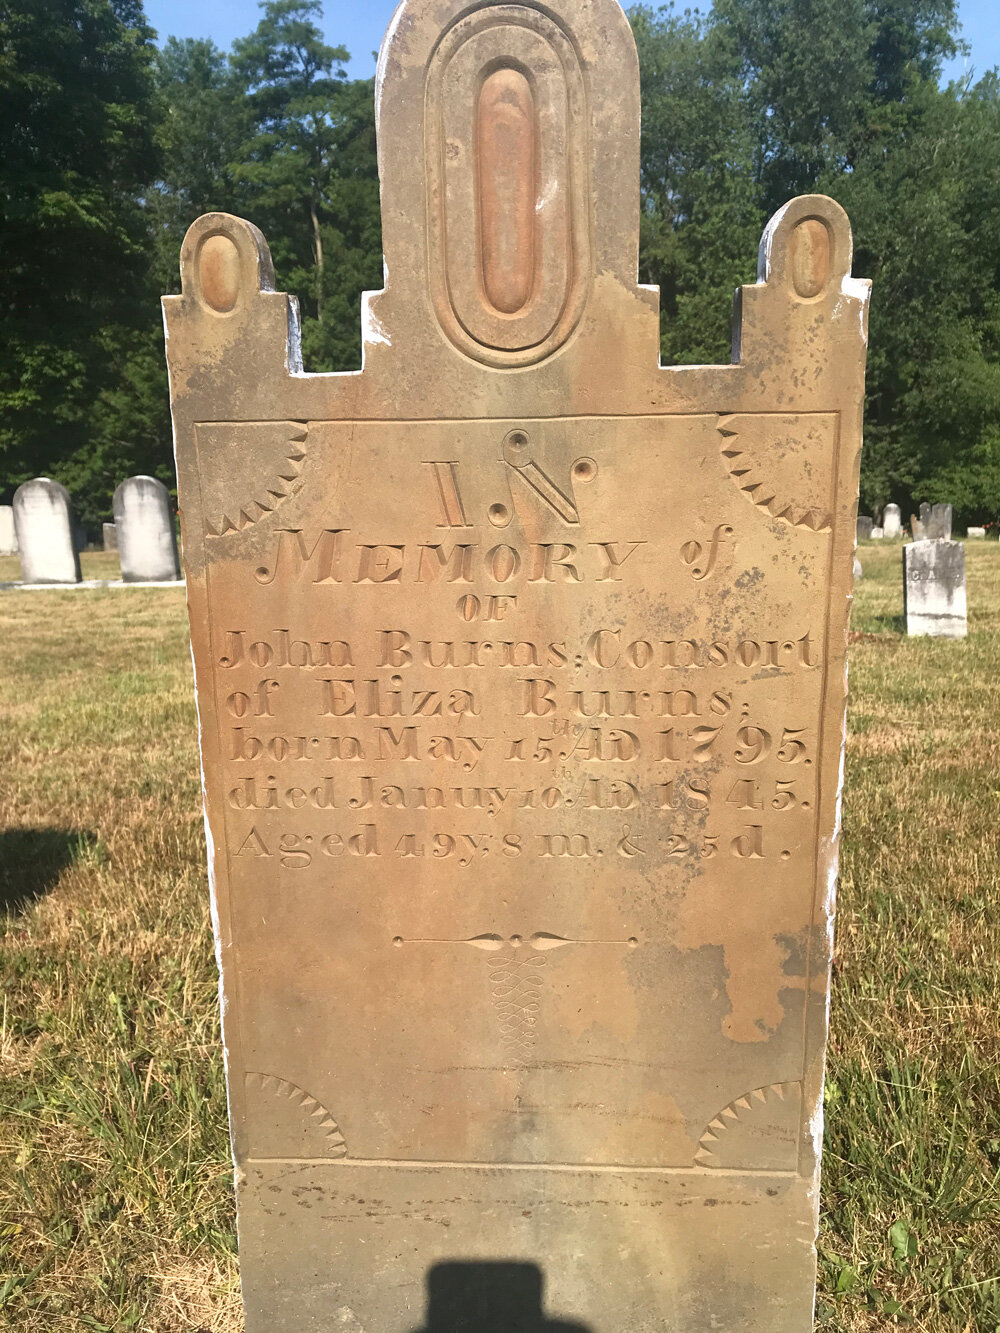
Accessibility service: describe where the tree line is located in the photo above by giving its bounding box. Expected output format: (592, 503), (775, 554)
(2, 0), (998, 527)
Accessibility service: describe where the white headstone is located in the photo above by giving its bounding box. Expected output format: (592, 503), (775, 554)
(12, 478), (81, 584)
(967, 527), (986, 539)
(113, 476), (181, 582)
(853, 556), (863, 579)
(904, 540), (967, 638)
(0, 505), (17, 555)
(871, 526), (884, 539)
(883, 503), (902, 538)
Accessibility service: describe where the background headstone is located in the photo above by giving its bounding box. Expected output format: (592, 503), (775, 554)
(904, 540), (967, 638)
(74, 524), (89, 553)
(871, 525), (884, 539)
(857, 516), (873, 541)
(113, 476), (181, 582)
(0, 505), (17, 555)
(12, 478), (81, 584)
(921, 501), (952, 541)
(164, 2), (871, 1328)
(911, 512), (925, 539)
(103, 522), (118, 552)
(854, 556), (863, 579)
(883, 502), (902, 538)
(967, 526), (986, 539)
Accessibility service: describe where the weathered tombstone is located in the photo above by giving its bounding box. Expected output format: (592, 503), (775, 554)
(871, 525), (884, 539)
(920, 501), (952, 541)
(0, 505), (17, 555)
(967, 526), (986, 539)
(164, 3), (871, 1328)
(911, 512), (925, 540)
(853, 556), (863, 579)
(883, 502), (902, 538)
(113, 476), (181, 582)
(904, 540), (967, 638)
(103, 522), (118, 552)
(12, 478), (81, 584)
(74, 523), (89, 553)
(856, 516), (873, 541)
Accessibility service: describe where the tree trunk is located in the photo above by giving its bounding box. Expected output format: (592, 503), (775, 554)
(311, 199), (324, 322)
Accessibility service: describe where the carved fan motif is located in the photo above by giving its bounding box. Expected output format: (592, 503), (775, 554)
(694, 1080), (802, 1171)
(718, 414), (834, 531)
(244, 1071), (347, 1159)
(195, 421), (308, 536)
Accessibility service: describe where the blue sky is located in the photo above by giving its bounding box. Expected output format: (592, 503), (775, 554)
(143, 0), (1000, 85)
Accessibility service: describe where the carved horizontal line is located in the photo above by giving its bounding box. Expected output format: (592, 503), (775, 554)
(192, 410), (839, 427)
(244, 1156), (801, 1177)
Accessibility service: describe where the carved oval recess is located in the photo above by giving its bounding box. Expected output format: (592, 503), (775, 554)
(198, 233), (242, 313)
(790, 218), (831, 299)
(426, 5), (592, 367)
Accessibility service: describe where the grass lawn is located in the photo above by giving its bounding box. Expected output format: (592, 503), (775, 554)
(1, 543), (999, 1330)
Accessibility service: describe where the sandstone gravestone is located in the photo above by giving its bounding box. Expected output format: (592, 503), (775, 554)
(113, 476), (181, 582)
(904, 539), (967, 638)
(883, 502), (902, 538)
(13, 478), (81, 584)
(920, 501), (952, 541)
(103, 522), (118, 552)
(857, 516), (873, 541)
(0, 505), (17, 556)
(164, 3), (871, 1328)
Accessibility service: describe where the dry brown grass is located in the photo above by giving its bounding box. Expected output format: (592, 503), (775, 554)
(1, 542), (998, 1329)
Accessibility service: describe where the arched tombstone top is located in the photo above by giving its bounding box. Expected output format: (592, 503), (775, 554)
(113, 476), (181, 583)
(12, 478), (80, 584)
(167, 2), (867, 413)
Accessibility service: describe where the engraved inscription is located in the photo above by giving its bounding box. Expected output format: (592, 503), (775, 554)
(191, 410), (847, 1164)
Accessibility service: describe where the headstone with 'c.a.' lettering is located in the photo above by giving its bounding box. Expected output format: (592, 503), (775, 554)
(904, 539), (967, 638)
(164, 3), (871, 1329)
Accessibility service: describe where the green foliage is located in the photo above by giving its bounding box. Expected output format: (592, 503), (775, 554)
(2, 0), (998, 526)
(228, 1), (382, 370)
(631, 0), (999, 524)
(0, 0), (162, 525)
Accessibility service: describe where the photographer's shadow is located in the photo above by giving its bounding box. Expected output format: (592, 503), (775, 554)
(411, 1262), (592, 1332)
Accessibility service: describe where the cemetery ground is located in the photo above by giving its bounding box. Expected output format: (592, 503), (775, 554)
(0, 544), (997, 1332)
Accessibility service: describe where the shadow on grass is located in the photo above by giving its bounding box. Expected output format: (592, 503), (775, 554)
(411, 1262), (592, 1332)
(0, 828), (88, 915)
(862, 613), (906, 636)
